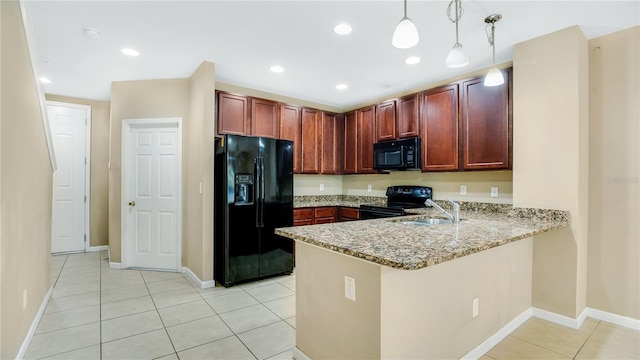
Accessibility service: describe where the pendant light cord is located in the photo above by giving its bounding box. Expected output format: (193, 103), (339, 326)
(455, 0), (460, 45)
(404, 0), (408, 18)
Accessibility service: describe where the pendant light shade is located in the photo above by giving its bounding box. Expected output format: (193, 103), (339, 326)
(484, 67), (504, 86)
(446, 0), (468, 68)
(483, 14), (503, 87)
(446, 43), (469, 68)
(392, 0), (419, 49)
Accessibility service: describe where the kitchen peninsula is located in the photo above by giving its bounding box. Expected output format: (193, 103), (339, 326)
(276, 205), (568, 359)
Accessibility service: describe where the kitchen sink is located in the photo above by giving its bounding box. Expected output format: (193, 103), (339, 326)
(398, 218), (453, 226)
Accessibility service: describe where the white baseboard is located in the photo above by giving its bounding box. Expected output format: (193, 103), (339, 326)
(182, 266), (216, 289)
(88, 245), (108, 252)
(584, 307), (640, 331)
(109, 262), (123, 269)
(532, 307), (584, 329)
(293, 347), (312, 360)
(461, 306), (640, 360)
(461, 308), (532, 360)
(16, 286), (53, 360)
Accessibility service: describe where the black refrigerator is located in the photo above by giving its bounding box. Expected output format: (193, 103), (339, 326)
(214, 134), (294, 287)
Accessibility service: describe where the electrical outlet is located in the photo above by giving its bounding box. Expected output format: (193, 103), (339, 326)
(460, 185), (467, 195)
(319, 183), (325, 192)
(491, 186), (499, 198)
(367, 184), (372, 192)
(473, 298), (479, 318)
(344, 276), (356, 301)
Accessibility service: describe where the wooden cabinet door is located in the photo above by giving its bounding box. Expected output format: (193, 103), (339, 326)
(251, 98), (278, 138)
(357, 106), (376, 174)
(301, 108), (321, 174)
(460, 70), (511, 170)
(320, 112), (341, 175)
(421, 85), (459, 172)
(376, 100), (396, 141)
(279, 104), (301, 173)
(217, 92), (249, 135)
(293, 208), (314, 226)
(397, 94), (420, 138)
(343, 111), (357, 174)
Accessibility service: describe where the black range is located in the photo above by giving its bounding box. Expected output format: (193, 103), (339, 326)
(359, 185), (432, 220)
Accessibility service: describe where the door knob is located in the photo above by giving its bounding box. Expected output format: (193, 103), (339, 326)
(129, 201), (136, 206)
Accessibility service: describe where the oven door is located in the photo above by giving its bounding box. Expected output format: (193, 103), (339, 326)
(359, 207), (404, 220)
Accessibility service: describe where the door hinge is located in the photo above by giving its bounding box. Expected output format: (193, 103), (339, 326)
(84, 195), (86, 203)
(85, 157), (87, 165)
(85, 117), (88, 126)
(84, 234), (87, 242)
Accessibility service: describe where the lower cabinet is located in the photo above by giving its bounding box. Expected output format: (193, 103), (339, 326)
(293, 207), (359, 225)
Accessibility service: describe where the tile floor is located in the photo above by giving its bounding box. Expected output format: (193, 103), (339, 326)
(25, 252), (640, 360)
(482, 316), (640, 359)
(26, 252), (295, 360)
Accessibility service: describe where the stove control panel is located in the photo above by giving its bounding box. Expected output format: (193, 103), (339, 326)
(386, 186), (432, 202)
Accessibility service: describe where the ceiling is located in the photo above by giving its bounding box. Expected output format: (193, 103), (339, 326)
(27, 1), (639, 109)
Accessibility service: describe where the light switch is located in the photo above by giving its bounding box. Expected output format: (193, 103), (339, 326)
(460, 185), (467, 195)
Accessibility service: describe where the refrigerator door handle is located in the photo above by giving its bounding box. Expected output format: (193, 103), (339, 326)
(255, 158), (261, 228)
(259, 157), (265, 227)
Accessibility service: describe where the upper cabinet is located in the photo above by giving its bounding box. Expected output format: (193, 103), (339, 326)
(421, 85), (459, 172)
(279, 104), (302, 174)
(460, 69), (512, 170)
(301, 108), (321, 174)
(216, 91), (278, 138)
(343, 111), (358, 174)
(397, 94), (420, 139)
(357, 106), (376, 174)
(217, 92), (250, 135)
(251, 98), (278, 138)
(320, 112), (342, 175)
(376, 100), (396, 142)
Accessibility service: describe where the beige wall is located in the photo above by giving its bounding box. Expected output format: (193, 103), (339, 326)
(0, 1), (53, 357)
(109, 79), (190, 263)
(587, 26), (640, 319)
(380, 238), (532, 358)
(45, 95), (110, 247)
(295, 242), (381, 359)
(216, 82), (342, 114)
(343, 170), (513, 203)
(184, 62), (215, 281)
(513, 26), (590, 318)
(293, 175), (343, 196)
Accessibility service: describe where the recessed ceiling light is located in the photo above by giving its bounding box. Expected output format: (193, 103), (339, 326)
(270, 65), (284, 73)
(121, 48), (140, 57)
(405, 56), (421, 65)
(39, 77), (51, 84)
(333, 23), (352, 35)
(336, 84), (348, 90)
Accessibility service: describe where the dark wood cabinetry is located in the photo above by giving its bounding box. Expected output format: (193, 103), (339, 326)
(343, 111), (358, 174)
(300, 108), (321, 174)
(314, 207), (337, 224)
(339, 207), (359, 221)
(397, 94), (420, 138)
(250, 98), (278, 138)
(294, 206), (358, 225)
(217, 92), (250, 135)
(357, 106), (376, 174)
(293, 208), (314, 226)
(279, 104), (302, 174)
(460, 70), (512, 170)
(421, 85), (459, 171)
(320, 112), (342, 175)
(376, 100), (396, 142)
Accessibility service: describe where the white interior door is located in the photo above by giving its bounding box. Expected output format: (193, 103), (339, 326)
(49, 104), (87, 253)
(124, 121), (181, 270)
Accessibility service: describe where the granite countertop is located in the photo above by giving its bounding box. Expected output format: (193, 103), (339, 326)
(276, 206), (569, 270)
(293, 195), (386, 209)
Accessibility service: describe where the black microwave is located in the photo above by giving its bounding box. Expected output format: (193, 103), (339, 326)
(373, 137), (421, 171)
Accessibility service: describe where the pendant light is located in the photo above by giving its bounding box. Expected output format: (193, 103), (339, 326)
(446, 0), (469, 68)
(483, 14), (504, 86)
(392, 0), (419, 49)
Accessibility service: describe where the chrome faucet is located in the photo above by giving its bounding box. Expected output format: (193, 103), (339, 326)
(425, 199), (460, 224)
